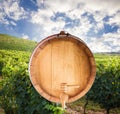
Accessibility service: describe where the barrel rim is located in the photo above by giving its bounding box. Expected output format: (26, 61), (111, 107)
(29, 32), (96, 103)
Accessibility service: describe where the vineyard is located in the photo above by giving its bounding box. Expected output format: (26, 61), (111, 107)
(0, 49), (120, 114)
(0, 34), (120, 114)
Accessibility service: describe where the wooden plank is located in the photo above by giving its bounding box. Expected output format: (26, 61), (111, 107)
(29, 35), (96, 103)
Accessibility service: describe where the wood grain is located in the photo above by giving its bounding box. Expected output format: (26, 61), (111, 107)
(29, 34), (96, 103)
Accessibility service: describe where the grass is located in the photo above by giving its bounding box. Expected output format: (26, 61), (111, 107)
(0, 34), (37, 52)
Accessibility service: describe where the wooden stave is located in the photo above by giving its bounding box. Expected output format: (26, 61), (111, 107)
(29, 33), (96, 103)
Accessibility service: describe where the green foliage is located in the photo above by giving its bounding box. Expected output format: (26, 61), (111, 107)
(0, 50), (55, 114)
(0, 47), (120, 114)
(44, 104), (65, 114)
(0, 34), (36, 51)
(0, 50), (30, 76)
(87, 56), (120, 113)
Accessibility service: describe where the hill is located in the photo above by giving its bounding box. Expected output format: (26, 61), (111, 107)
(0, 34), (37, 51)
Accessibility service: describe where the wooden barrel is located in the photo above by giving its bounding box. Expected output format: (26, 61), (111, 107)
(29, 31), (96, 104)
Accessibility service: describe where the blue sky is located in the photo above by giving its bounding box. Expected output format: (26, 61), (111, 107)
(0, 0), (120, 52)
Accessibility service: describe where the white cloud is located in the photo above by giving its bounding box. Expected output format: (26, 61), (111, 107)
(30, 8), (66, 38)
(37, 0), (120, 15)
(43, 0), (80, 12)
(0, 0), (120, 52)
(22, 34), (29, 39)
(0, 17), (9, 25)
(92, 11), (106, 31)
(87, 29), (120, 52)
(83, 0), (120, 15)
(30, 9), (53, 24)
(108, 12), (120, 26)
(29, 0), (120, 52)
(0, 0), (27, 24)
(89, 41), (112, 52)
(103, 29), (120, 39)
(10, 21), (16, 26)
(31, 0), (120, 34)
(103, 31), (120, 51)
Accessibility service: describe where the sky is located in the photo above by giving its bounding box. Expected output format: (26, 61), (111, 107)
(0, 0), (120, 52)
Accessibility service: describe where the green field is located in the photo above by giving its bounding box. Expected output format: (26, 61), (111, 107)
(0, 34), (37, 51)
(0, 34), (120, 114)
